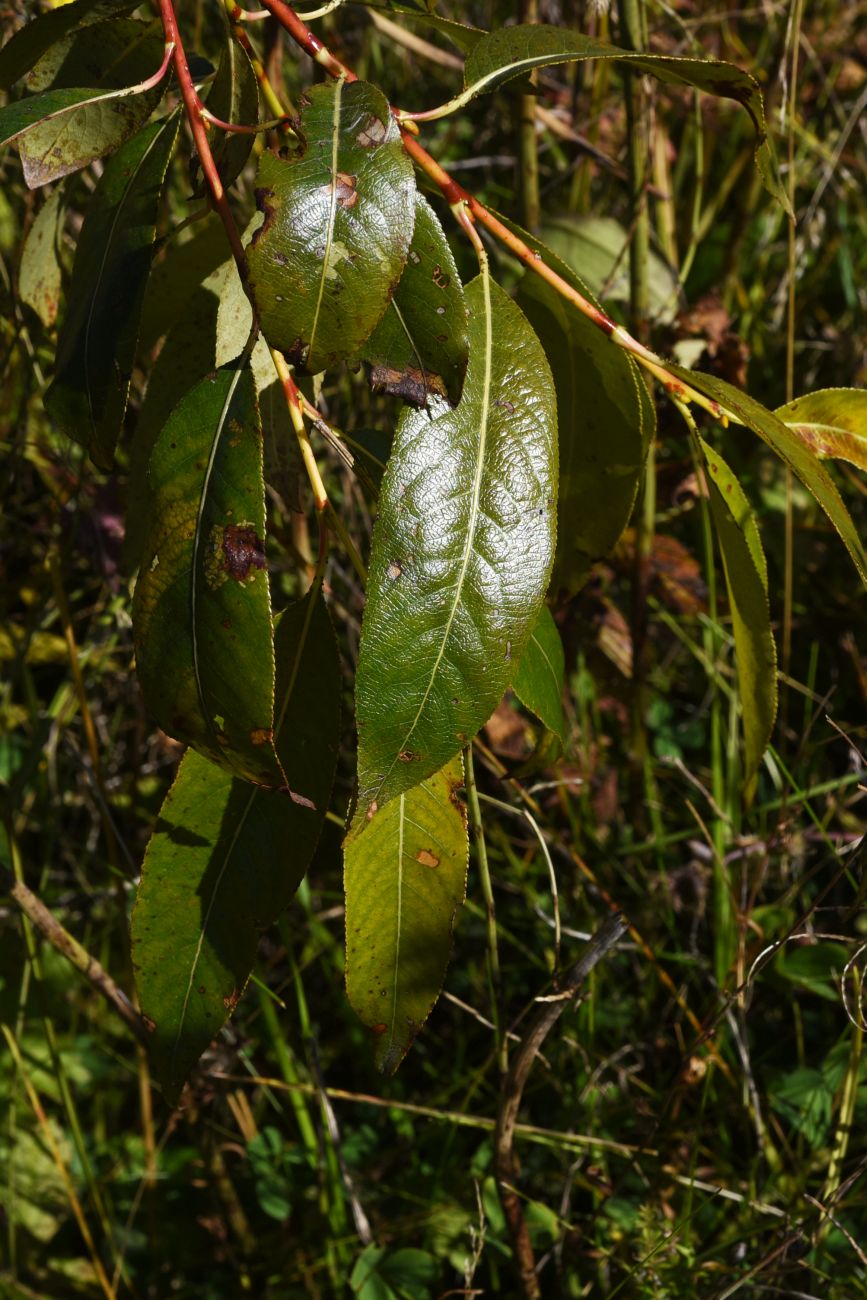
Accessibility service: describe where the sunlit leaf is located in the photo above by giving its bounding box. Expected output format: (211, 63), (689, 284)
(345, 755), (467, 1074)
(247, 79), (416, 372)
(133, 591), (340, 1102)
(776, 388), (867, 471)
(355, 273), (557, 815)
(698, 437), (776, 797)
(358, 191), (468, 406)
(44, 114), (179, 467)
(132, 362), (287, 790)
(17, 18), (165, 187)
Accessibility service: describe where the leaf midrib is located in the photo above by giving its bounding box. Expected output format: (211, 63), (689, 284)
(307, 78), (343, 366)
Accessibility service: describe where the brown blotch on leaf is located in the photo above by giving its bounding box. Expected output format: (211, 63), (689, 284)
(372, 1022), (387, 1034)
(223, 988), (241, 1012)
(142, 1014), (156, 1034)
(366, 800), (378, 822)
(249, 728), (274, 747)
(371, 363), (448, 407)
(252, 188), (275, 244)
(322, 172), (358, 208)
(357, 115), (387, 148)
(398, 750), (419, 763)
(431, 264), (450, 289)
(387, 560), (402, 581)
(416, 848), (440, 869)
(279, 785), (316, 810)
(222, 524), (266, 581)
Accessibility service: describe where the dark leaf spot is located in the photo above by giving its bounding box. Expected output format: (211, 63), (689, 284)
(223, 524), (266, 581)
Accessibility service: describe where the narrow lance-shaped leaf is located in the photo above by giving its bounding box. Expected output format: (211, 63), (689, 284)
(451, 26), (787, 212)
(504, 212), (654, 597)
(668, 365), (867, 586)
(512, 605), (566, 743)
(0, 83), (157, 151)
(44, 114), (179, 468)
(247, 79), (417, 372)
(0, 0), (139, 92)
(358, 191), (469, 406)
(345, 755), (468, 1074)
(132, 362), (287, 791)
(133, 591), (340, 1103)
(18, 19), (166, 187)
(776, 389), (867, 471)
(355, 274), (557, 815)
(698, 437), (776, 798)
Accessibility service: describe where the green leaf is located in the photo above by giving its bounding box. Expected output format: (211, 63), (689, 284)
(132, 362), (287, 790)
(198, 38), (258, 194)
(512, 605), (566, 743)
(18, 187), (64, 328)
(668, 365), (867, 586)
(539, 214), (680, 322)
(44, 114), (179, 468)
(698, 437), (776, 797)
(247, 79), (416, 372)
(0, 0), (138, 92)
(358, 191), (468, 406)
(458, 26), (788, 212)
(132, 590), (340, 1102)
(507, 215), (653, 596)
(355, 274), (557, 814)
(776, 388), (867, 471)
(345, 755), (468, 1074)
(138, 213), (228, 354)
(17, 18), (165, 187)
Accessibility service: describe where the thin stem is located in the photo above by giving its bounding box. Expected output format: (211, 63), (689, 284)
(269, 348), (329, 512)
(223, 0), (297, 124)
(199, 105), (291, 132)
(782, 0), (803, 703)
(463, 745), (505, 1075)
(517, 0), (540, 234)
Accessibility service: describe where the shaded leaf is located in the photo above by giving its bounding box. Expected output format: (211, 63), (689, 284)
(133, 591), (340, 1102)
(43, 126), (174, 454)
(138, 213), (228, 354)
(18, 187), (64, 327)
(506, 214), (653, 596)
(44, 115), (179, 468)
(668, 365), (867, 585)
(513, 605), (566, 742)
(355, 274), (557, 814)
(345, 755), (467, 1074)
(776, 388), (867, 471)
(459, 25), (788, 211)
(132, 362), (286, 790)
(540, 214), (680, 322)
(0, 0), (138, 92)
(198, 38), (258, 194)
(18, 18), (165, 187)
(247, 79), (416, 372)
(698, 436), (775, 796)
(359, 191), (468, 406)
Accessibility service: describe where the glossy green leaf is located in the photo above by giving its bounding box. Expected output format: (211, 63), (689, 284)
(0, 0), (138, 91)
(776, 388), (867, 471)
(507, 215), (653, 597)
(132, 362), (286, 790)
(247, 79), (416, 372)
(44, 115), (179, 468)
(18, 19), (165, 187)
(513, 605), (566, 742)
(198, 38), (258, 194)
(668, 365), (867, 585)
(18, 188), (63, 328)
(358, 191), (468, 406)
(133, 591), (340, 1102)
(458, 26), (788, 212)
(345, 755), (467, 1074)
(698, 437), (775, 797)
(355, 274), (557, 815)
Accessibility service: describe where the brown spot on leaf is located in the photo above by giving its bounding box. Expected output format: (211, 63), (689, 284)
(252, 188), (275, 244)
(496, 398), (516, 414)
(387, 560), (402, 580)
(372, 1022), (387, 1034)
(416, 848), (440, 868)
(322, 172), (358, 207)
(357, 115), (387, 147)
(223, 524), (266, 581)
(370, 363), (448, 407)
(366, 800), (378, 821)
(142, 1014), (156, 1034)
(398, 750), (419, 763)
(223, 988), (241, 1011)
(431, 264), (450, 289)
(249, 728), (274, 746)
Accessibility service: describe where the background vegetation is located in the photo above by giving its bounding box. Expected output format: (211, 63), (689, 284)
(2, 0), (867, 1296)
